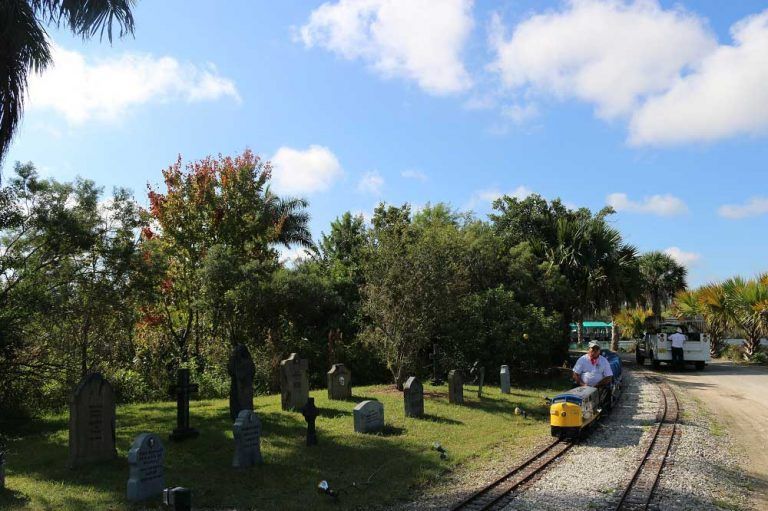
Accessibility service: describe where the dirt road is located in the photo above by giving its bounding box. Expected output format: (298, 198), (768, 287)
(657, 359), (768, 509)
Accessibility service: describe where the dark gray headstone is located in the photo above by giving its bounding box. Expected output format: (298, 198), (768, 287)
(68, 372), (116, 468)
(448, 370), (463, 405)
(327, 363), (352, 400)
(403, 376), (424, 418)
(500, 365), (511, 394)
(232, 410), (262, 468)
(280, 353), (309, 411)
(353, 400), (384, 433)
(228, 344), (255, 421)
(169, 368), (199, 441)
(477, 367), (485, 398)
(127, 433), (165, 502)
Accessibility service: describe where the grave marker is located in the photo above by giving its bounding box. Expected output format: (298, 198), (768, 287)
(169, 368), (199, 441)
(232, 410), (263, 468)
(280, 353), (309, 411)
(301, 397), (320, 446)
(228, 343), (255, 421)
(353, 400), (384, 433)
(127, 433), (165, 502)
(500, 365), (511, 394)
(68, 372), (117, 468)
(327, 363), (352, 400)
(448, 370), (464, 405)
(403, 376), (424, 418)
(477, 367), (485, 398)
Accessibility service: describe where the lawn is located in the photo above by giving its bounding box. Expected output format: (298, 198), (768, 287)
(0, 378), (571, 510)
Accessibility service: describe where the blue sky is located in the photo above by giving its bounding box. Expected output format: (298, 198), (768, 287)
(5, 0), (768, 287)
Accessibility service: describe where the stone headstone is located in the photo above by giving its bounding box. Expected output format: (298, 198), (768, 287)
(500, 365), (511, 394)
(68, 372), (117, 468)
(477, 367), (485, 398)
(232, 409), (263, 468)
(280, 353), (309, 411)
(353, 400), (384, 434)
(403, 376), (424, 418)
(228, 343), (255, 421)
(127, 433), (165, 502)
(327, 363), (352, 400)
(448, 370), (463, 405)
(301, 397), (320, 446)
(169, 368), (199, 441)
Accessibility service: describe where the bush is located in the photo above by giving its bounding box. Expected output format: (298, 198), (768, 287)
(108, 368), (158, 403)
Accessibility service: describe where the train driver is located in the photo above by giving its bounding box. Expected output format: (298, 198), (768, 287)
(572, 341), (613, 406)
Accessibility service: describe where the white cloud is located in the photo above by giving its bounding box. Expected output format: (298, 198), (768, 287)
(501, 102), (539, 124)
(630, 10), (768, 145)
(401, 169), (428, 182)
(270, 145), (343, 195)
(28, 43), (240, 123)
(490, 1), (715, 120)
(278, 246), (313, 267)
(357, 171), (384, 194)
(607, 192), (687, 216)
(466, 185), (532, 209)
(299, 0), (474, 95)
(717, 197), (768, 219)
(664, 246), (701, 267)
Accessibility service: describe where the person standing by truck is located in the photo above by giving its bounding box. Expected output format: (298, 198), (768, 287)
(669, 327), (686, 370)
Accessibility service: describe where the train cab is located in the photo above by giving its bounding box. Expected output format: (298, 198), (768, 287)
(550, 386), (600, 438)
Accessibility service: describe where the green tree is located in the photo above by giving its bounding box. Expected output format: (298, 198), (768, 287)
(722, 276), (768, 360)
(638, 251), (687, 318)
(0, 0), (136, 162)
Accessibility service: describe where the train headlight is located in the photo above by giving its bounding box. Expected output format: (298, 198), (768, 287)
(560, 412), (566, 417)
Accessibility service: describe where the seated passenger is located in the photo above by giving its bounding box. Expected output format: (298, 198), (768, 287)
(573, 341), (614, 407)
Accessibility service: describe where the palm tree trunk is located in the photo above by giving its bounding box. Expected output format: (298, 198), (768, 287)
(577, 320), (584, 344)
(610, 320), (619, 352)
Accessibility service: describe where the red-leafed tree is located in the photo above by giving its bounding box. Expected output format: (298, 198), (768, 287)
(142, 150), (312, 366)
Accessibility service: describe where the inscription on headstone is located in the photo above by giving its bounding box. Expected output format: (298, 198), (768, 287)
(127, 433), (165, 502)
(353, 400), (384, 434)
(228, 343), (255, 421)
(403, 376), (424, 418)
(500, 365), (511, 394)
(448, 370), (464, 405)
(232, 409), (263, 468)
(68, 372), (116, 468)
(327, 363), (352, 400)
(280, 353), (309, 411)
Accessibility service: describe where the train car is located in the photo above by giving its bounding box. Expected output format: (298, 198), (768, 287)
(549, 350), (623, 438)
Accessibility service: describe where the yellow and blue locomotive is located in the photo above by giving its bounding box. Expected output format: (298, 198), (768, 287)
(549, 349), (623, 438)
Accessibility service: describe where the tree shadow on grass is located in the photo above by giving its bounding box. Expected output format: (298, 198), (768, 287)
(0, 488), (29, 508)
(419, 413), (463, 425)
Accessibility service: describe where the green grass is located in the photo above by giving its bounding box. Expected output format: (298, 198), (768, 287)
(0, 379), (571, 511)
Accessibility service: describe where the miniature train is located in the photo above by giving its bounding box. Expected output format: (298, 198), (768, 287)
(549, 350), (623, 439)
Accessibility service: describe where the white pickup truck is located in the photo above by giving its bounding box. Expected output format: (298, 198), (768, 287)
(635, 319), (710, 370)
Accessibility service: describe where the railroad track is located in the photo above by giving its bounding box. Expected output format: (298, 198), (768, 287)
(449, 438), (574, 511)
(614, 374), (679, 511)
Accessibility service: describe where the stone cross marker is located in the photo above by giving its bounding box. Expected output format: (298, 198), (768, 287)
(228, 343), (255, 421)
(169, 368), (199, 441)
(127, 433), (165, 502)
(403, 376), (424, 418)
(68, 372), (117, 468)
(448, 370), (464, 405)
(327, 363), (352, 400)
(353, 400), (384, 434)
(477, 367), (486, 398)
(232, 409), (263, 468)
(301, 397), (320, 446)
(500, 365), (511, 394)
(280, 353), (309, 411)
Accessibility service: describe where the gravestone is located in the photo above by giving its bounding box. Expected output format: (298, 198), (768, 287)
(232, 409), (263, 468)
(127, 433), (165, 502)
(169, 368), (199, 441)
(327, 363), (352, 400)
(448, 370), (464, 405)
(280, 353), (309, 411)
(477, 367), (486, 398)
(228, 343), (255, 421)
(301, 397), (320, 446)
(353, 400), (384, 434)
(500, 365), (511, 394)
(403, 376), (424, 418)
(68, 372), (117, 468)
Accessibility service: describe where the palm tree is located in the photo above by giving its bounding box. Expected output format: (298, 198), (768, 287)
(639, 251), (687, 318)
(695, 284), (730, 357)
(614, 307), (653, 340)
(0, 1), (135, 162)
(722, 276), (768, 360)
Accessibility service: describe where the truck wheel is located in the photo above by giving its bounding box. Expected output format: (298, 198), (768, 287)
(695, 361), (705, 370)
(651, 352), (660, 369)
(635, 350), (645, 366)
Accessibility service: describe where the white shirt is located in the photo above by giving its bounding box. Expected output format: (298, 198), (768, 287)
(572, 354), (613, 386)
(669, 332), (686, 348)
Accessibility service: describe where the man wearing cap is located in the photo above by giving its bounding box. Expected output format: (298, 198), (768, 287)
(572, 341), (613, 408)
(669, 327), (687, 370)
